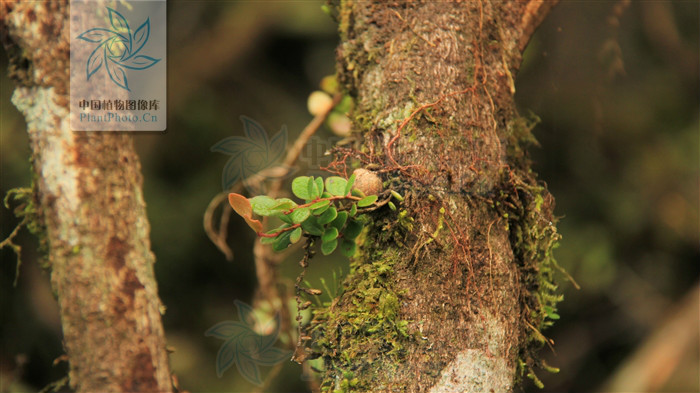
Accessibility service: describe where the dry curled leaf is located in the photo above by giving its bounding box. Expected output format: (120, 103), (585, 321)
(228, 193), (263, 233)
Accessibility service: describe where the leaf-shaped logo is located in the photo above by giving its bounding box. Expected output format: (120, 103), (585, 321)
(205, 300), (292, 386)
(212, 116), (294, 194)
(76, 7), (161, 91)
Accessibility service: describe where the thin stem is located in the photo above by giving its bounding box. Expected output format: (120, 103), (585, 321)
(283, 194), (361, 214)
(257, 223), (301, 238)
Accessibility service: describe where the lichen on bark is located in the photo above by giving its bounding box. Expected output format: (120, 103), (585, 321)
(1, 1), (173, 391)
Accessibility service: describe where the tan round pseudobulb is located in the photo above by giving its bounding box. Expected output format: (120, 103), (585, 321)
(353, 168), (383, 195)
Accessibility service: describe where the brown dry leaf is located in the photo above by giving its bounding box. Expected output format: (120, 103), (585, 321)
(228, 193), (263, 233)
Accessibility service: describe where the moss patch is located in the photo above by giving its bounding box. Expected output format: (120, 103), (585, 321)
(305, 237), (411, 392)
(2, 185), (49, 283)
(496, 113), (567, 387)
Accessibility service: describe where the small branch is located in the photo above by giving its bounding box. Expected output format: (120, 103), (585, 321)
(0, 216), (27, 287)
(257, 223), (301, 238)
(284, 194), (361, 213)
(517, 0), (560, 54)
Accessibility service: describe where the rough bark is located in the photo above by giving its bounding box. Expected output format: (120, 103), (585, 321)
(1, 2), (173, 392)
(306, 1), (560, 392)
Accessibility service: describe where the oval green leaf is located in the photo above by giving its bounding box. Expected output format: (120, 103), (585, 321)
(322, 227), (339, 243)
(272, 230), (292, 251)
(330, 211), (348, 231)
(272, 197), (296, 211)
(325, 176), (348, 196)
(390, 190), (404, 202)
(343, 219), (363, 240)
(314, 177), (325, 198)
(310, 199), (331, 211)
(340, 239), (357, 257)
(301, 216), (324, 236)
(290, 207), (311, 224)
(318, 206), (338, 225)
(321, 238), (338, 255)
(249, 195), (277, 216)
(349, 203), (357, 217)
(292, 177), (312, 200)
(290, 227), (303, 244)
(351, 188), (365, 198)
(358, 195), (378, 207)
(345, 173), (356, 195)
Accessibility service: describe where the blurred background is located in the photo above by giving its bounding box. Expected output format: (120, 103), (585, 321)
(1, 1), (698, 392)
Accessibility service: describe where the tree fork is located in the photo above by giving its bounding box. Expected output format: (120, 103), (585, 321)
(1, 1), (173, 391)
(307, 1), (560, 391)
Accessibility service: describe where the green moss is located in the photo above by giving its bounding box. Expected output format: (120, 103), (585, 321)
(497, 112), (568, 388)
(305, 243), (411, 392)
(2, 185), (49, 279)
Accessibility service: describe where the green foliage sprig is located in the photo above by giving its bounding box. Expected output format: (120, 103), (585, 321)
(228, 173), (386, 257)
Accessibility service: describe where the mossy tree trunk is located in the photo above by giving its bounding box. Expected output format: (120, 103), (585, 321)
(307, 1), (561, 392)
(1, 2), (172, 392)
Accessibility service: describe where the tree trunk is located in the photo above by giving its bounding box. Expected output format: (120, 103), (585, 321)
(1, 2), (172, 392)
(307, 1), (560, 391)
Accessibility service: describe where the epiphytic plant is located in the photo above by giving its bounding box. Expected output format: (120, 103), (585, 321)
(228, 171), (400, 257)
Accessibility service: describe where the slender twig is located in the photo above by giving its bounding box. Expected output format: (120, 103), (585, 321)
(0, 216), (27, 287)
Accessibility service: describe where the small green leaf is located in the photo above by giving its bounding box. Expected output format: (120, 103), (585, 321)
(390, 190), (404, 202)
(318, 206), (338, 225)
(310, 199), (331, 211)
(345, 173), (356, 195)
(343, 219), (363, 240)
(358, 195), (378, 207)
(349, 203), (357, 217)
(330, 211), (348, 231)
(321, 238), (338, 255)
(272, 198), (296, 211)
(340, 239), (357, 257)
(292, 177), (312, 200)
(322, 227), (339, 243)
(325, 176), (348, 196)
(290, 207), (311, 224)
(388, 201), (396, 211)
(307, 177), (318, 200)
(351, 188), (365, 198)
(290, 227), (303, 244)
(315, 177), (324, 197)
(250, 195), (277, 216)
(277, 212), (294, 224)
(272, 230), (292, 251)
(301, 216), (324, 236)
(544, 306), (560, 320)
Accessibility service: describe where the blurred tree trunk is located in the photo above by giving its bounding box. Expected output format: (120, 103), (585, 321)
(1, 2), (172, 392)
(308, 1), (560, 392)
